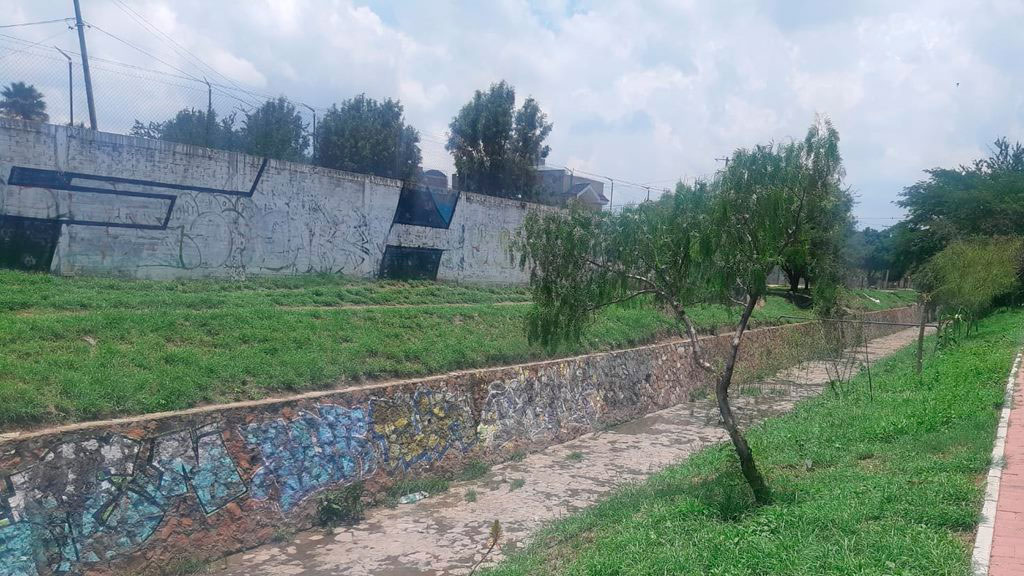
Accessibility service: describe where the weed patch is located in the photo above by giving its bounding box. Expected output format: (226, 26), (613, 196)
(565, 452), (585, 463)
(387, 475), (450, 499)
(317, 482), (365, 527)
(458, 460), (492, 481)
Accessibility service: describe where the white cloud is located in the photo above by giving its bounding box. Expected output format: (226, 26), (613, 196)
(5, 0), (1022, 222)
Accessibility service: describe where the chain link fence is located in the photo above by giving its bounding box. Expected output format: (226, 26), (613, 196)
(0, 31), (459, 172)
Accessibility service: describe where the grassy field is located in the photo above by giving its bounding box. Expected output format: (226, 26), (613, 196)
(485, 308), (1023, 576)
(0, 270), (915, 429)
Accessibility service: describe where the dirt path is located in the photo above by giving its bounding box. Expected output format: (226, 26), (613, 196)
(207, 327), (924, 576)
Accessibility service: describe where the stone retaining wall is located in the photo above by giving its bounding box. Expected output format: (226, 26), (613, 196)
(0, 306), (919, 576)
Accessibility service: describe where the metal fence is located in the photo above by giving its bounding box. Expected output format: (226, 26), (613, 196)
(0, 30), (457, 172)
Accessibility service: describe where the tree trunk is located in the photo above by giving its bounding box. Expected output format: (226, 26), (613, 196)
(789, 275), (801, 293)
(782, 265), (801, 293)
(673, 293), (770, 504)
(716, 294), (771, 504)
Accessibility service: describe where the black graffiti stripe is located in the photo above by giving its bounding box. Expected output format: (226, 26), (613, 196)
(3, 158), (268, 232)
(9, 159), (269, 198)
(4, 214), (169, 230)
(248, 157), (269, 196)
(10, 181), (178, 202)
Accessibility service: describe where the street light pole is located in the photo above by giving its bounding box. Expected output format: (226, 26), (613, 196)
(72, 0), (97, 130)
(55, 47), (73, 126)
(603, 176), (614, 212)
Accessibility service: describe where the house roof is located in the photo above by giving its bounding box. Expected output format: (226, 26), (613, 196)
(565, 182), (609, 205)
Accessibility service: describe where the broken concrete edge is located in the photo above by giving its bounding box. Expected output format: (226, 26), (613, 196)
(971, 348), (1023, 576)
(0, 305), (920, 444)
(0, 306), (918, 576)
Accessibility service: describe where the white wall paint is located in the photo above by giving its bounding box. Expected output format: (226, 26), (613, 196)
(0, 119), (538, 284)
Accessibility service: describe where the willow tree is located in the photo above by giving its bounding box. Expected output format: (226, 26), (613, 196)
(516, 118), (846, 503)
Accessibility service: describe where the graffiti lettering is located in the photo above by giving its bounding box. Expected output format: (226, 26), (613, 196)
(371, 389), (475, 469)
(241, 405), (376, 512)
(478, 368), (602, 448)
(0, 426), (245, 575)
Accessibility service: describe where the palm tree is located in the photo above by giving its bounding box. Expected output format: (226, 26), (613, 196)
(0, 81), (49, 122)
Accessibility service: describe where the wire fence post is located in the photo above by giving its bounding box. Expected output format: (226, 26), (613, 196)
(55, 47), (73, 125)
(916, 297), (930, 377)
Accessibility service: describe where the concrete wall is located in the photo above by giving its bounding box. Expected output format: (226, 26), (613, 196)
(0, 119), (541, 284)
(0, 307), (918, 576)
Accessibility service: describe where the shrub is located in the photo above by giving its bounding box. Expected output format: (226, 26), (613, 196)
(317, 482), (365, 527)
(457, 460), (491, 481)
(919, 237), (1022, 336)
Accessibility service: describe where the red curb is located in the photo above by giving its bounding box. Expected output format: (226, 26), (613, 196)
(990, 367), (1024, 575)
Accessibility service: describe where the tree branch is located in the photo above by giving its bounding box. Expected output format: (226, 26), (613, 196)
(585, 289), (657, 312)
(585, 257), (659, 290)
(671, 303), (717, 375)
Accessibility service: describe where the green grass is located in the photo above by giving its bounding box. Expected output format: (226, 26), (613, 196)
(457, 460), (492, 482)
(0, 270), (532, 311)
(0, 270), (912, 429)
(485, 309), (1023, 576)
(843, 288), (919, 311)
(387, 475), (451, 499)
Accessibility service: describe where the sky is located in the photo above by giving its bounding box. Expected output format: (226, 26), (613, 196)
(2, 0), (1023, 225)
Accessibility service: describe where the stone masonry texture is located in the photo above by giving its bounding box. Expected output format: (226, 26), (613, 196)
(0, 306), (918, 576)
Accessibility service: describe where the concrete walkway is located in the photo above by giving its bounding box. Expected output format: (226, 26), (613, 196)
(983, 353), (1024, 575)
(207, 328), (923, 576)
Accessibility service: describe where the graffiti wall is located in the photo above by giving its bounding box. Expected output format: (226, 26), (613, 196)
(0, 119), (539, 283)
(0, 307), (918, 575)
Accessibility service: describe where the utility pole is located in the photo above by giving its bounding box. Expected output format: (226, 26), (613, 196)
(55, 47), (73, 126)
(203, 77), (212, 146)
(72, 0), (98, 130)
(301, 103), (317, 161)
(603, 176), (614, 212)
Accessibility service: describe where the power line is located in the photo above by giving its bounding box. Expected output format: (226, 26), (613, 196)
(0, 18), (72, 29)
(84, 22), (204, 83)
(109, 0), (261, 108)
(547, 163), (675, 196)
(0, 34), (309, 117)
(0, 28), (72, 63)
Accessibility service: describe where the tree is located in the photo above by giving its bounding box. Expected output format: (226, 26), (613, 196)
(130, 108), (239, 151)
(780, 144), (853, 293)
(516, 118), (847, 503)
(446, 81), (552, 200)
(918, 237), (1023, 336)
(846, 225), (911, 287)
(316, 94), (422, 181)
(0, 81), (49, 122)
(895, 138), (1024, 271)
(240, 97), (309, 162)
